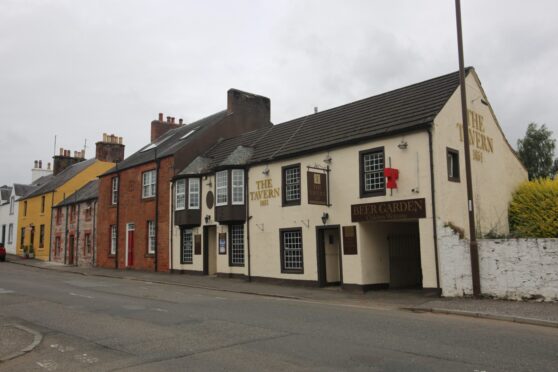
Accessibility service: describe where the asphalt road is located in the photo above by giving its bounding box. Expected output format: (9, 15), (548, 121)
(0, 264), (556, 371)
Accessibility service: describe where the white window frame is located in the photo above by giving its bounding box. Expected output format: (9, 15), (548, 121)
(230, 224), (244, 266)
(188, 178), (200, 209)
(216, 170), (228, 206)
(9, 196), (14, 215)
(175, 179), (186, 210)
(147, 220), (156, 254)
(142, 170), (157, 198)
(231, 169), (245, 205)
(8, 223), (13, 244)
(111, 177), (119, 205)
(110, 225), (117, 255)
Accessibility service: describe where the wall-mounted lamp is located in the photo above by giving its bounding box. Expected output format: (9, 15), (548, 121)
(206, 180), (212, 187)
(324, 154), (332, 164)
(397, 140), (408, 150)
(321, 212), (329, 225)
(262, 165), (270, 176)
(204, 215), (211, 224)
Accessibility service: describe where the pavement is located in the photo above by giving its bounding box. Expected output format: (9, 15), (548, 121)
(6, 254), (558, 329)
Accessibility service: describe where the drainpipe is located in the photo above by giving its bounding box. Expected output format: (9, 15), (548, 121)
(76, 197), (80, 266)
(428, 129), (441, 290)
(245, 168), (252, 282)
(115, 165), (120, 270)
(48, 190), (55, 261)
(170, 178), (174, 273)
(92, 200), (97, 267)
(63, 205), (69, 264)
(154, 152), (160, 272)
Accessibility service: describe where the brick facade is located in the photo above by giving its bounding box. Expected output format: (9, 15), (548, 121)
(51, 199), (97, 267)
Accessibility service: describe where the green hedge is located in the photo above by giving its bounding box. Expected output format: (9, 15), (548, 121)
(509, 178), (558, 238)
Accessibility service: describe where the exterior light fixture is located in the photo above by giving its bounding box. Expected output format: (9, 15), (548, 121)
(324, 154), (332, 164)
(321, 212), (329, 225)
(205, 215), (211, 224)
(397, 140), (408, 150)
(262, 165), (270, 176)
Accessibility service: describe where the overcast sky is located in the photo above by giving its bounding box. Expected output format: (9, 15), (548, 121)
(1, 0), (557, 185)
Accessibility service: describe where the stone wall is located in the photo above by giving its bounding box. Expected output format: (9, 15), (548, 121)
(438, 221), (558, 301)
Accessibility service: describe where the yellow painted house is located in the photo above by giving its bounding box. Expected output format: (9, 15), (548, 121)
(16, 149), (119, 261)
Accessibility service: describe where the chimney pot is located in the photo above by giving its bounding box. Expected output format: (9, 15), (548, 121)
(47, 162), (51, 170)
(39, 160), (42, 169)
(59, 148), (64, 156)
(158, 113), (163, 122)
(166, 116), (171, 123)
(179, 118), (183, 125)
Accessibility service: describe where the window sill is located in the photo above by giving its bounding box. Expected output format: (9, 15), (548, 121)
(359, 190), (387, 198)
(145, 253), (155, 258)
(281, 269), (304, 274)
(229, 263), (245, 267)
(180, 261), (193, 265)
(448, 177), (461, 183)
(141, 196), (156, 202)
(282, 201), (301, 207)
(108, 254), (116, 258)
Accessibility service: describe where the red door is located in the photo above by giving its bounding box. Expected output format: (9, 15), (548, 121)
(127, 230), (134, 267)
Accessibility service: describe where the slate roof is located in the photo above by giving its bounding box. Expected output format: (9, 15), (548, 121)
(21, 158), (96, 200)
(0, 186), (11, 203)
(56, 179), (99, 207)
(102, 110), (229, 176)
(179, 68), (467, 175)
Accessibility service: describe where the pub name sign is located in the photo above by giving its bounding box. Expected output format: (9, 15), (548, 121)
(351, 198), (426, 222)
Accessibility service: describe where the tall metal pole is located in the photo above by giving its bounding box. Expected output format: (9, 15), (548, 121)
(455, 0), (481, 296)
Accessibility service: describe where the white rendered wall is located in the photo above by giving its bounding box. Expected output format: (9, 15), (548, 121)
(0, 188), (19, 254)
(438, 221), (558, 301)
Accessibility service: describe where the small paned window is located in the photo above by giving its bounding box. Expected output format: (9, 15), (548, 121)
(85, 202), (92, 221)
(181, 228), (193, 264)
(111, 177), (119, 205)
(20, 227), (25, 247)
(360, 148), (385, 197)
(142, 170), (157, 198)
(188, 178), (200, 209)
(147, 220), (156, 254)
(282, 165), (301, 206)
(447, 148), (460, 182)
(9, 196), (14, 215)
(70, 205), (76, 222)
(85, 233), (92, 255)
(229, 225), (244, 266)
(55, 236), (61, 257)
(23, 201), (27, 216)
(175, 179), (186, 210)
(55, 209), (62, 225)
(39, 224), (45, 248)
(231, 170), (244, 205)
(41, 195), (45, 213)
(280, 228), (303, 273)
(216, 171), (228, 206)
(110, 225), (117, 255)
(8, 224), (13, 244)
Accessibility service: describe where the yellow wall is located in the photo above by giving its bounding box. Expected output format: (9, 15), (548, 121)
(16, 160), (115, 261)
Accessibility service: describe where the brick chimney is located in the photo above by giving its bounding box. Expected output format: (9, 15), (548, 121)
(150, 112), (182, 142)
(227, 89), (271, 123)
(96, 133), (125, 163)
(52, 148), (85, 175)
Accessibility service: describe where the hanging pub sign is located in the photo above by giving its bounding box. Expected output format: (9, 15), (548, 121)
(351, 198), (426, 222)
(307, 171), (327, 205)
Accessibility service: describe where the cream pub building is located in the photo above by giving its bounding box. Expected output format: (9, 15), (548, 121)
(169, 68), (527, 291)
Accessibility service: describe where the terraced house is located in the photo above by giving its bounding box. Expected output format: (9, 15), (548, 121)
(17, 135), (124, 260)
(169, 68), (527, 291)
(95, 89), (271, 272)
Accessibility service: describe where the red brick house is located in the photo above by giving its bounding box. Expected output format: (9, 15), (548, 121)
(96, 89), (271, 272)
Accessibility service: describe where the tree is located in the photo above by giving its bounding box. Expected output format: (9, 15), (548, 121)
(517, 123), (556, 180)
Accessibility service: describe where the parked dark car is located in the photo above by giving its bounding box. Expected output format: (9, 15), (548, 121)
(0, 242), (6, 262)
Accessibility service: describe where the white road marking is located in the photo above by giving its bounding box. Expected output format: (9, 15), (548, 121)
(69, 292), (94, 299)
(151, 307), (168, 312)
(36, 360), (58, 371)
(74, 353), (99, 364)
(0, 288), (14, 294)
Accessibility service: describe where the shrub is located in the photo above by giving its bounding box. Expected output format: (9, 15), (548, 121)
(509, 178), (558, 237)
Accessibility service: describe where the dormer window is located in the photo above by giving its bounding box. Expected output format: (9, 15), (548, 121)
(175, 179), (186, 210)
(232, 169), (244, 205)
(188, 178), (200, 209)
(216, 171), (228, 206)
